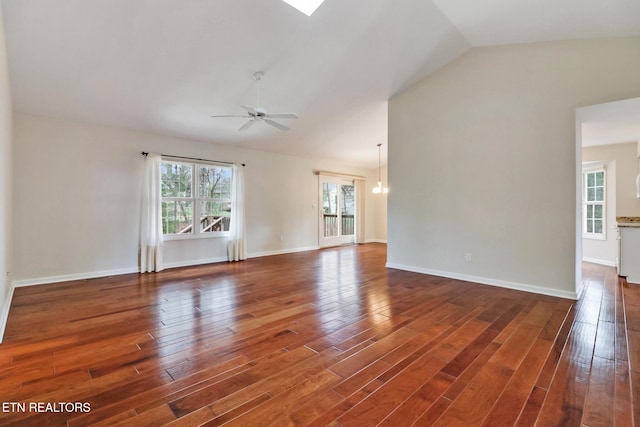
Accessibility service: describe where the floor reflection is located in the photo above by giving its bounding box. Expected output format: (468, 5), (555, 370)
(316, 248), (361, 328)
(154, 277), (239, 358)
(315, 246), (391, 328)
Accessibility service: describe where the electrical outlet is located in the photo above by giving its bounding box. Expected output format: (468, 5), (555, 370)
(465, 253), (472, 262)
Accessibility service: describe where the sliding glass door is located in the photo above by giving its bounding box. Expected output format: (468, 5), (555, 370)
(319, 176), (355, 247)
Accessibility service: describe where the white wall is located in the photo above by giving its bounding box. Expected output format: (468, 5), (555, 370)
(388, 37), (640, 299)
(12, 113), (382, 284)
(0, 2), (13, 341)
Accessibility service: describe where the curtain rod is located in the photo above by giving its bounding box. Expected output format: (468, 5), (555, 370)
(141, 152), (245, 167)
(314, 170), (366, 181)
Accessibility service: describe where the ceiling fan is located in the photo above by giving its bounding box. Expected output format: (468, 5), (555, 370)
(211, 72), (298, 131)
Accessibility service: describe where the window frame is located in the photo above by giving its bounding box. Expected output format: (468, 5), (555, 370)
(582, 167), (606, 241)
(161, 159), (232, 241)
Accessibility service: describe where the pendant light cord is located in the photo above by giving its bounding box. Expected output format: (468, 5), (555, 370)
(377, 143), (382, 182)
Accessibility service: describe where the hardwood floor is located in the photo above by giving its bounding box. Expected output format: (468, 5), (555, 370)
(0, 244), (635, 426)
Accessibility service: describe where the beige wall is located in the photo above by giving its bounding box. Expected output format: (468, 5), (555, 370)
(388, 37), (640, 299)
(0, 2), (13, 341)
(583, 142), (640, 217)
(12, 113), (383, 283)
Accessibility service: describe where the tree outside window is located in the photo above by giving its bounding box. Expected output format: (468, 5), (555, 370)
(161, 161), (232, 237)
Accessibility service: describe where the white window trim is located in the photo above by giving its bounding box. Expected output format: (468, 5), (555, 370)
(161, 159), (232, 241)
(582, 165), (606, 241)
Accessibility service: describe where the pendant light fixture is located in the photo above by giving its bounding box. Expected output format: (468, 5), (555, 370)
(372, 143), (389, 194)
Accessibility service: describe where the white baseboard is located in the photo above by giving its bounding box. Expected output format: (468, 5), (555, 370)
(0, 285), (15, 343)
(12, 267), (140, 288)
(582, 257), (617, 267)
(366, 239), (387, 244)
(385, 262), (578, 300)
(248, 246), (320, 259)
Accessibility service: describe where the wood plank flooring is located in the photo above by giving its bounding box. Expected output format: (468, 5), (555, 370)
(0, 244), (635, 426)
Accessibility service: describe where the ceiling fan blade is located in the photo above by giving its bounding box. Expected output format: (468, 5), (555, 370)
(264, 119), (290, 131)
(239, 120), (255, 131)
(211, 114), (249, 118)
(264, 113), (298, 119)
(241, 105), (257, 115)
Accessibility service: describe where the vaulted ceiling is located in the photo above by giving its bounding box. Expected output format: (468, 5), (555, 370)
(2, 0), (639, 167)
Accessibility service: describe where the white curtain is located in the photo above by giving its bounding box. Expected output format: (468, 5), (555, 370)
(354, 179), (366, 244)
(227, 164), (247, 261)
(140, 153), (164, 272)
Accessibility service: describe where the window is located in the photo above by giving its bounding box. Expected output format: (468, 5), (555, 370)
(281, 0), (326, 16)
(161, 160), (232, 238)
(583, 168), (605, 239)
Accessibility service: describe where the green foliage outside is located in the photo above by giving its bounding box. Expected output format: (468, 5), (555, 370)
(161, 162), (232, 234)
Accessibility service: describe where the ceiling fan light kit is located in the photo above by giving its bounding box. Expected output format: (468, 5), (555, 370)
(211, 72), (298, 131)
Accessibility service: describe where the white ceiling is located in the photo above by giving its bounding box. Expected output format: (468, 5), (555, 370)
(580, 98), (640, 148)
(2, 0), (639, 167)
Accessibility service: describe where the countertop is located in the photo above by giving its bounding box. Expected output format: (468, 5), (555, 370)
(617, 217), (640, 228)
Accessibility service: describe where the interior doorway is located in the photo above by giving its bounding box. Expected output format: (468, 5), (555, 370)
(575, 97), (640, 295)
